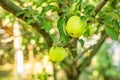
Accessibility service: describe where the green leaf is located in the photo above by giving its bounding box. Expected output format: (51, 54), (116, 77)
(16, 11), (25, 17)
(113, 20), (120, 32)
(41, 5), (58, 15)
(69, 0), (74, 5)
(26, 18), (36, 24)
(83, 4), (94, 15)
(106, 12), (120, 20)
(78, 39), (84, 47)
(57, 15), (70, 44)
(57, 0), (68, 8)
(105, 27), (118, 40)
(41, 20), (53, 33)
(36, 0), (46, 7)
(103, 16), (113, 25)
(16, 8), (31, 18)
(83, 28), (90, 37)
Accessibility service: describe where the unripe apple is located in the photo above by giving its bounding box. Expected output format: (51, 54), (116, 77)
(66, 16), (87, 37)
(49, 47), (67, 62)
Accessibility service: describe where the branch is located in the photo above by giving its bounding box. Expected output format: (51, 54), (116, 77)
(92, 0), (108, 17)
(64, 38), (78, 48)
(53, 63), (57, 80)
(75, 0), (109, 71)
(74, 45), (93, 63)
(77, 31), (108, 72)
(0, 0), (53, 48)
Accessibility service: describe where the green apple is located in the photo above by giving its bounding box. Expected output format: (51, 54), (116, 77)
(66, 16), (87, 37)
(49, 47), (67, 62)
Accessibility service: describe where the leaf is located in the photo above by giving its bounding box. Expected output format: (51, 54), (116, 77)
(27, 18), (36, 24)
(16, 11), (25, 17)
(36, 0), (46, 7)
(69, 0), (74, 5)
(105, 27), (118, 40)
(41, 20), (53, 33)
(106, 12), (120, 20)
(103, 16), (113, 25)
(113, 20), (120, 32)
(57, 15), (70, 44)
(83, 28), (90, 37)
(41, 5), (58, 15)
(78, 39), (84, 47)
(70, 0), (82, 13)
(57, 0), (68, 8)
(83, 4), (94, 15)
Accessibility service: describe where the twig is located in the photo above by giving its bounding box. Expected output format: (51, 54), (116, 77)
(74, 45), (93, 63)
(92, 0), (108, 17)
(53, 63), (57, 80)
(78, 31), (108, 72)
(64, 38), (78, 48)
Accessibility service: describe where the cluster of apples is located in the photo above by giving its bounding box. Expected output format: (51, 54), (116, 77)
(49, 16), (94, 62)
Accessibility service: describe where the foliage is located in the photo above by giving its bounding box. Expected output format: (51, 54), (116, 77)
(0, 0), (120, 80)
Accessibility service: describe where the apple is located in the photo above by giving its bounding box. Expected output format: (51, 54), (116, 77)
(66, 16), (87, 37)
(49, 47), (67, 62)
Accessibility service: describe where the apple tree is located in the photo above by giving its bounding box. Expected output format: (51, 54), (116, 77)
(0, 0), (120, 80)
